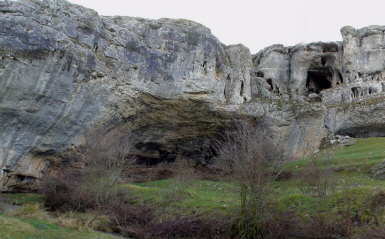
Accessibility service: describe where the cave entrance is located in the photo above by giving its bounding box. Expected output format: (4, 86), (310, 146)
(306, 69), (333, 94)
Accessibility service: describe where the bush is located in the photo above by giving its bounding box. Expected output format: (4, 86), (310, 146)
(366, 189), (385, 211)
(39, 129), (171, 237)
(41, 130), (136, 211)
(297, 151), (336, 197)
(53, 211), (112, 232)
(260, 208), (351, 239)
(147, 215), (231, 239)
(161, 157), (199, 202)
(4, 202), (49, 220)
(213, 119), (286, 238)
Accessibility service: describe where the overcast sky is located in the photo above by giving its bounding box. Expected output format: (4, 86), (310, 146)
(67, 0), (385, 54)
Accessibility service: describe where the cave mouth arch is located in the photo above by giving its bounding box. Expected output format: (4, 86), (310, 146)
(306, 70), (333, 94)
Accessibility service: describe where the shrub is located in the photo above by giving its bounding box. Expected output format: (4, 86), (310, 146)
(53, 211), (112, 232)
(83, 130), (136, 184)
(40, 130), (160, 236)
(262, 208), (351, 239)
(147, 215), (231, 239)
(297, 151), (336, 197)
(357, 226), (385, 239)
(162, 157), (198, 202)
(366, 189), (385, 211)
(213, 119), (286, 238)
(41, 130), (135, 212)
(4, 202), (49, 220)
(109, 201), (155, 238)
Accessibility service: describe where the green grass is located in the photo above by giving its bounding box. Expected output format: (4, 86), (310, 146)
(0, 215), (117, 239)
(135, 179), (238, 205)
(284, 137), (385, 171)
(0, 193), (44, 205)
(124, 138), (385, 222)
(3, 137), (385, 237)
(129, 179), (239, 221)
(273, 137), (385, 225)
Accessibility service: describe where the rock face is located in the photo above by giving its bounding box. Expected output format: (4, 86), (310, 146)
(252, 42), (343, 101)
(0, 1), (384, 191)
(253, 27), (385, 140)
(0, 0), (251, 191)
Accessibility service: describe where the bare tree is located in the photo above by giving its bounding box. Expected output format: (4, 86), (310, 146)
(41, 129), (137, 212)
(297, 150), (336, 197)
(84, 129), (136, 182)
(214, 119), (286, 239)
(83, 130), (137, 206)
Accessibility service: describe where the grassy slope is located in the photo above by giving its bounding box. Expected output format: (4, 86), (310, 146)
(128, 179), (239, 222)
(129, 137), (385, 234)
(0, 215), (116, 239)
(0, 194), (120, 239)
(285, 137), (385, 171)
(2, 137), (385, 238)
(276, 137), (385, 226)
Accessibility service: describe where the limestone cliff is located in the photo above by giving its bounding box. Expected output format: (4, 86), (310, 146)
(0, 0), (383, 191)
(253, 26), (385, 138)
(0, 0), (251, 191)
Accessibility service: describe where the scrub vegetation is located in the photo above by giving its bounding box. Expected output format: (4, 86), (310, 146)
(2, 123), (385, 238)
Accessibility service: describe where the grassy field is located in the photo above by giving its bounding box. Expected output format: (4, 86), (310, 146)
(0, 194), (124, 239)
(0, 215), (119, 239)
(285, 137), (385, 171)
(129, 137), (385, 215)
(2, 137), (385, 238)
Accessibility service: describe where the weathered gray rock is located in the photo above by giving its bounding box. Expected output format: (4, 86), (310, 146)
(251, 42), (343, 102)
(371, 159), (385, 180)
(322, 26), (385, 137)
(0, 0), (253, 191)
(252, 26), (385, 139)
(324, 100), (385, 137)
(289, 42), (342, 101)
(251, 45), (290, 99)
(223, 44), (252, 104)
(1, 0), (385, 192)
(241, 99), (327, 159)
(321, 26), (385, 107)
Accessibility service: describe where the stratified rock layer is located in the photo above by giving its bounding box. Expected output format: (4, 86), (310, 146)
(0, 0), (384, 191)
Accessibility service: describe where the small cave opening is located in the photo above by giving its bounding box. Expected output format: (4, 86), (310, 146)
(240, 81), (244, 96)
(369, 86), (378, 95)
(266, 78), (273, 91)
(321, 57), (326, 66)
(14, 174), (36, 184)
(320, 55), (336, 67)
(202, 61), (208, 75)
(306, 70), (333, 94)
(338, 71), (343, 84)
(351, 87), (362, 98)
(256, 71), (264, 78)
(224, 75), (232, 98)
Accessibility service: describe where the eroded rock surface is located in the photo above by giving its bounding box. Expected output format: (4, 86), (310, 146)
(253, 26), (385, 139)
(0, 0), (251, 191)
(1, 0), (385, 191)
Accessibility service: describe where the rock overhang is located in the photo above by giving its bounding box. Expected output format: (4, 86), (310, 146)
(1, 0), (385, 191)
